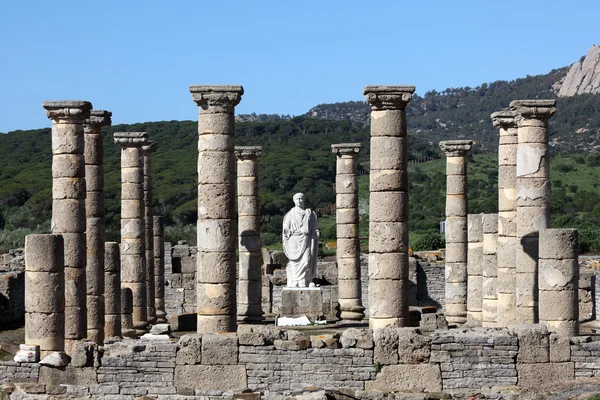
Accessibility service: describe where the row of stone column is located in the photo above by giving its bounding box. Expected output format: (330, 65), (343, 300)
(23, 102), (168, 359)
(444, 99), (580, 335)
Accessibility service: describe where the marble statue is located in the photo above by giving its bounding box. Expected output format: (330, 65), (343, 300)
(282, 193), (319, 287)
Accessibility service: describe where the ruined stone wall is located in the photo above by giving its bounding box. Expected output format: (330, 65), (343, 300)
(1, 325), (598, 398)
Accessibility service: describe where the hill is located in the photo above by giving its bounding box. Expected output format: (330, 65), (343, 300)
(0, 117), (436, 251)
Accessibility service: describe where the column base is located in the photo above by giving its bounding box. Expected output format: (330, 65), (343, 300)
(86, 329), (104, 345)
(339, 301), (365, 321)
(155, 310), (168, 324)
(197, 315), (236, 333)
(465, 311), (482, 327)
(369, 317), (409, 329)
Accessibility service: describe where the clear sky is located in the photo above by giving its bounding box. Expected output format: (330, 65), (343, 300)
(0, 0), (598, 133)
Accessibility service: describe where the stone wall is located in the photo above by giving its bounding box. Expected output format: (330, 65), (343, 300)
(1, 325), (598, 398)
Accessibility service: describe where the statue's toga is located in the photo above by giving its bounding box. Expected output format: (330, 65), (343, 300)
(282, 193), (319, 288)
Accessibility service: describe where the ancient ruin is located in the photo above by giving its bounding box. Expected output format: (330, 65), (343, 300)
(0, 90), (591, 399)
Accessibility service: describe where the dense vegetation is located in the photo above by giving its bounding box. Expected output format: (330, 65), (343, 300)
(1, 65), (600, 253)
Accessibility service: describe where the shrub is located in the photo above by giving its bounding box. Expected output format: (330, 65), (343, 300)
(578, 228), (600, 254)
(413, 230), (445, 251)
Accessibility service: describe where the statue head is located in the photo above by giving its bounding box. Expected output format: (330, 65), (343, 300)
(293, 193), (305, 209)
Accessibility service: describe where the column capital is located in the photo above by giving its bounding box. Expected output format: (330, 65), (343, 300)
(189, 85), (244, 113)
(509, 99), (556, 120)
(491, 111), (517, 130)
(114, 132), (148, 147)
(331, 143), (361, 157)
(86, 110), (112, 130)
(142, 141), (157, 153)
(43, 100), (92, 123)
(439, 140), (474, 157)
(363, 86), (415, 111)
(234, 146), (262, 160)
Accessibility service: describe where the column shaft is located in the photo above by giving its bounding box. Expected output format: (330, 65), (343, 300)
(440, 140), (473, 325)
(44, 100), (91, 354)
(84, 110), (111, 344)
(332, 143), (364, 320)
(492, 111), (518, 326)
(154, 216), (167, 323)
(24, 234), (65, 358)
(364, 85), (415, 329)
(190, 85), (243, 333)
(235, 146), (263, 322)
(143, 142), (157, 324)
(114, 132), (149, 332)
(511, 100), (556, 323)
(104, 242), (122, 339)
(482, 213), (498, 327)
(466, 213), (483, 326)
(539, 229), (579, 336)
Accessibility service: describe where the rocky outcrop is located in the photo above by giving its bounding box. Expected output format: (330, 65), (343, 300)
(558, 45), (600, 97)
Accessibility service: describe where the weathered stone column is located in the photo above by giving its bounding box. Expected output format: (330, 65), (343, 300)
(235, 146), (264, 322)
(510, 100), (556, 323)
(114, 132), (149, 332)
(120, 287), (136, 337)
(439, 140), (473, 325)
(84, 109), (111, 345)
(190, 85), (243, 333)
(364, 85), (415, 329)
(492, 111), (518, 327)
(44, 100), (91, 353)
(143, 141), (157, 324)
(332, 143), (364, 320)
(466, 214), (483, 326)
(539, 229), (579, 336)
(104, 242), (122, 339)
(482, 213), (498, 327)
(153, 216), (167, 323)
(24, 234), (65, 358)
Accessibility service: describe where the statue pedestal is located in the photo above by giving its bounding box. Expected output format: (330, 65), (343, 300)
(280, 287), (324, 321)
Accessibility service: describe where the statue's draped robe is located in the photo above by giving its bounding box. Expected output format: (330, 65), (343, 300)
(282, 206), (319, 287)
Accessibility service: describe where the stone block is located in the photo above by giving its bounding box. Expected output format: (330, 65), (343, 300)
(341, 328), (374, 349)
(512, 324), (549, 363)
(373, 328), (398, 365)
(516, 362), (574, 388)
(549, 333), (571, 363)
(202, 333), (238, 365)
(175, 365), (247, 391)
(38, 366), (97, 386)
(280, 288), (324, 320)
(70, 341), (95, 368)
(176, 333), (202, 365)
(365, 364), (442, 392)
(274, 337), (310, 350)
(237, 325), (286, 345)
(397, 328), (431, 364)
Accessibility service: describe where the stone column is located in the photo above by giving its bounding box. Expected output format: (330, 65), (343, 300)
(539, 229), (579, 336)
(24, 234), (65, 358)
(439, 140), (473, 325)
(492, 111), (518, 327)
(153, 216), (167, 323)
(364, 85), (415, 329)
(482, 213), (498, 327)
(510, 100), (556, 323)
(466, 214), (483, 326)
(190, 85), (243, 333)
(143, 141), (157, 324)
(332, 143), (364, 320)
(235, 146), (264, 322)
(84, 109), (112, 345)
(43, 100), (92, 353)
(120, 287), (136, 337)
(104, 242), (122, 339)
(114, 132), (149, 332)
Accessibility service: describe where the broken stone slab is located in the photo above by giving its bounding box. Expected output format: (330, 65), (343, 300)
(13, 344), (39, 363)
(150, 323), (171, 335)
(277, 316), (311, 326)
(274, 337), (310, 351)
(39, 351), (70, 367)
(141, 333), (171, 341)
(309, 333), (340, 349)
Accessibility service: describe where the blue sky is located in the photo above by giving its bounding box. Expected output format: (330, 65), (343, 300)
(0, 0), (598, 132)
